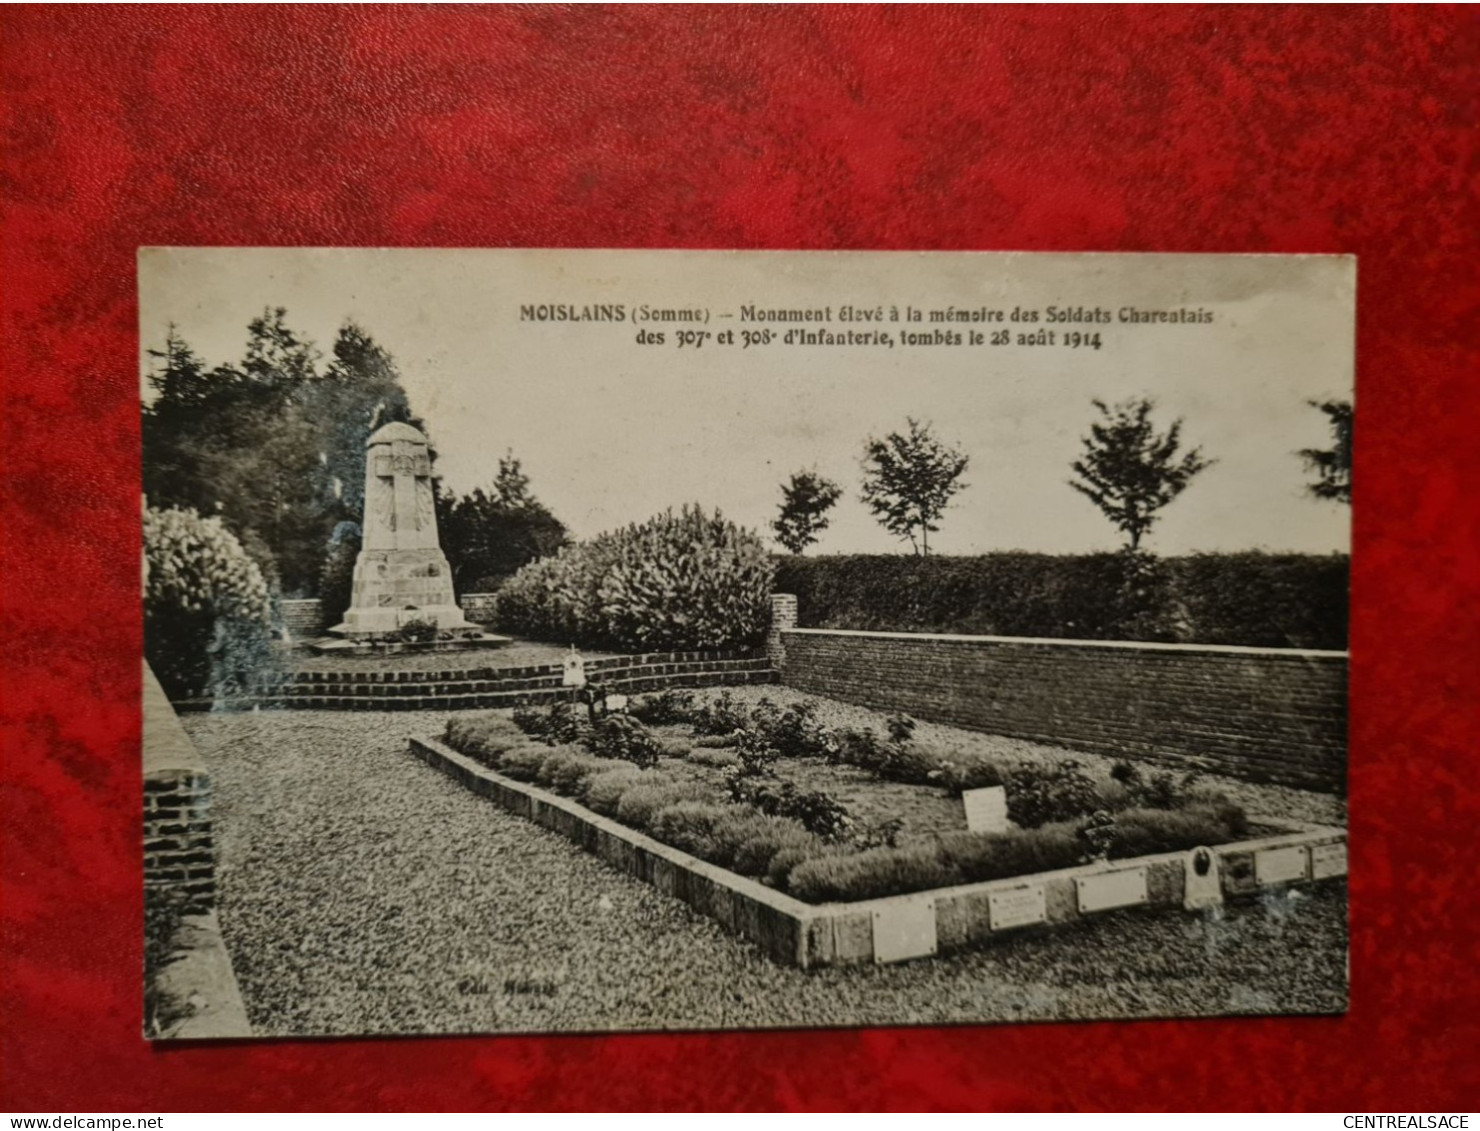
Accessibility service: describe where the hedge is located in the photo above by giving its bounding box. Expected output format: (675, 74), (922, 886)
(773, 551), (1347, 650)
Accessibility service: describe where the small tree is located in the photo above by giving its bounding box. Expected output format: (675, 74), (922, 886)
(1298, 398), (1352, 505)
(773, 470), (843, 554)
(859, 418), (970, 556)
(437, 452), (568, 590)
(1069, 398), (1212, 552)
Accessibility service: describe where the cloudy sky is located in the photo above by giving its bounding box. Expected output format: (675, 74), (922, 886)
(140, 248), (1352, 556)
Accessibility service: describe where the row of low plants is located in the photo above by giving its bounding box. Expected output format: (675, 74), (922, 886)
(494, 504), (775, 653)
(441, 689), (1250, 904)
(773, 551), (1349, 650)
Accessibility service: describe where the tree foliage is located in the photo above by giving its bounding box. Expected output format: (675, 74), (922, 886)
(859, 418), (970, 556)
(143, 505), (273, 700)
(142, 312), (422, 597)
(1069, 398), (1212, 552)
(772, 470), (843, 554)
(1298, 398), (1352, 505)
(437, 452), (569, 590)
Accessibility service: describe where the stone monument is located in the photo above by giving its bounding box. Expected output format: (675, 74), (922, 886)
(329, 421), (477, 639)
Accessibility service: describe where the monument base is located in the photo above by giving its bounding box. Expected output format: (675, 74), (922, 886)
(329, 603), (477, 640)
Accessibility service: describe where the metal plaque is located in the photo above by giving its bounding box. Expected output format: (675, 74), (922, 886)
(871, 900), (937, 964)
(1310, 842), (1347, 880)
(988, 884), (1047, 930)
(1182, 846), (1224, 910)
(1255, 845), (1309, 885)
(1076, 868), (1149, 914)
(962, 786), (1010, 834)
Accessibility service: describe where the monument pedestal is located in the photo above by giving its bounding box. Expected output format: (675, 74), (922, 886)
(327, 421), (480, 642)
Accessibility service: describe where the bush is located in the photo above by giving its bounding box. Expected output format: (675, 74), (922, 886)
(317, 521), (361, 630)
(394, 616), (440, 644)
(581, 766), (646, 816)
(728, 776), (852, 840)
(144, 505), (273, 700)
(512, 700), (585, 746)
(495, 745), (553, 782)
(586, 713), (663, 768)
(497, 504), (774, 651)
(629, 689), (698, 726)
(730, 822), (824, 878)
(1106, 804), (1248, 858)
(614, 779), (712, 830)
(939, 825), (1086, 883)
(1005, 760), (1101, 829)
(789, 844), (963, 904)
(750, 699), (831, 759)
(691, 690), (749, 738)
(686, 745), (741, 769)
(443, 714), (526, 767)
(773, 551), (1348, 649)
(535, 749), (607, 794)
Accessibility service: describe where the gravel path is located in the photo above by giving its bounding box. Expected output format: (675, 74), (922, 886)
(187, 708), (1347, 1038)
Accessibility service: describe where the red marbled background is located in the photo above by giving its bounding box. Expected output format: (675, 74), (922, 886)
(2, 4), (1476, 1111)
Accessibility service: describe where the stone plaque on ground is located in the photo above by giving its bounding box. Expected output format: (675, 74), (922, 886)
(1310, 842), (1348, 880)
(1255, 845), (1308, 885)
(1182, 846), (1224, 910)
(1076, 868), (1149, 914)
(988, 884), (1047, 930)
(872, 900), (937, 964)
(962, 786), (1009, 833)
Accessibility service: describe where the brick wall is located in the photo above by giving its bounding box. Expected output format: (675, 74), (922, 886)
(780, 629), (1346, 792)
(143, 665), (217, 910)
(460, 592), (499, 625)
(279, 598), (325, 638)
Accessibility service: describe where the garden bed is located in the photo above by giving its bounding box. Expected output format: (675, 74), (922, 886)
(423, 687), (1346, 967)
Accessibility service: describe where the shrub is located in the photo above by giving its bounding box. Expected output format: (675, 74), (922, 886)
(586, 713), (663, 769)
(317, 521), (361, 630)
(443, 714), (526, 767)
(1005, 760), (1101, 829)
(750, 699), (831, 759)
(766, 845), (823, 891)
(789, 844), (963, 904)
(938, 825), (1085, 883)
(1106, 804), (1248, 858)
(693, 733), (741, 749)
(648, 801), (732, 862)
(615, 779), (712, 830)
(581, 766), (646, 816)
(497, 745), (553, 782)
(934, 760), (1006, 794)
(728, 776), (852, 841)
(629, 689), (698, 727)
(535, 749), (607, 795)
(686, 745), (741, 769)
(691, 690), (749, 738)
(732, 729), (781, 777)
(513, 700), (585, 746)
(144, 505), (273, 700)
(729, 821), (824, 878)
(772, 551), (1348, 649)
(497, 504), (774, 651)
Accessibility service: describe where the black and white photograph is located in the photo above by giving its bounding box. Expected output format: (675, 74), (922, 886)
(139, 249), (1352, 1040)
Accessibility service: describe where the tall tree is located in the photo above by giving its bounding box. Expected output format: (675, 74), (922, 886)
(772, 470), (842, 554)
(1298, 398), (1353, 505)
(438, 452), (568, 590)
(860, 418), (970, 556)
(1069, 397), (1212, 552)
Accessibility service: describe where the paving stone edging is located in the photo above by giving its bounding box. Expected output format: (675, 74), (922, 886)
(410, 735), (1348, 969)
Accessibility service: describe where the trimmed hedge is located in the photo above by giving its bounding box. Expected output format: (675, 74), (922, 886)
(496, 504), (774, 651)
(773, 551), (1348, 650)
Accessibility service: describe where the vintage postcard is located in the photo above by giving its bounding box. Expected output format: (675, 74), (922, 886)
(139, 249), (1351, 1039)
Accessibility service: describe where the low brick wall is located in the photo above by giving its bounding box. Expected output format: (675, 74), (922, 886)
(460, 592), (499, 625)
(279, 598), (325, 638)
(780, 629), (1346, 792)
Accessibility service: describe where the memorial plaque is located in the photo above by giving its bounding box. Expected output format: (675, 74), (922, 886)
(1182, 846), (1224, 911)
(1076, 868), (1149, 914)
(988, 884), (1047, 930)
(1255, 845), (1309, 885)
(871, 900), (937, 964)
(1310, 842), (1348, 880)
(962, 786), (1010, 834)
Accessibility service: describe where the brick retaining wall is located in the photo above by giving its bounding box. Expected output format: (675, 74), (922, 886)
(144, 665), (218, 909)
(780, 629), (1346, 792)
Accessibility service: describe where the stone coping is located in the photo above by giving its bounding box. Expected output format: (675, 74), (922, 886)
(783, 627), (1348, 661)
(411, 735), (1348, 969)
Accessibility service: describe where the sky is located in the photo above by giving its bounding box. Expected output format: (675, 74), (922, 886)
(139, 248), (1353, 556)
